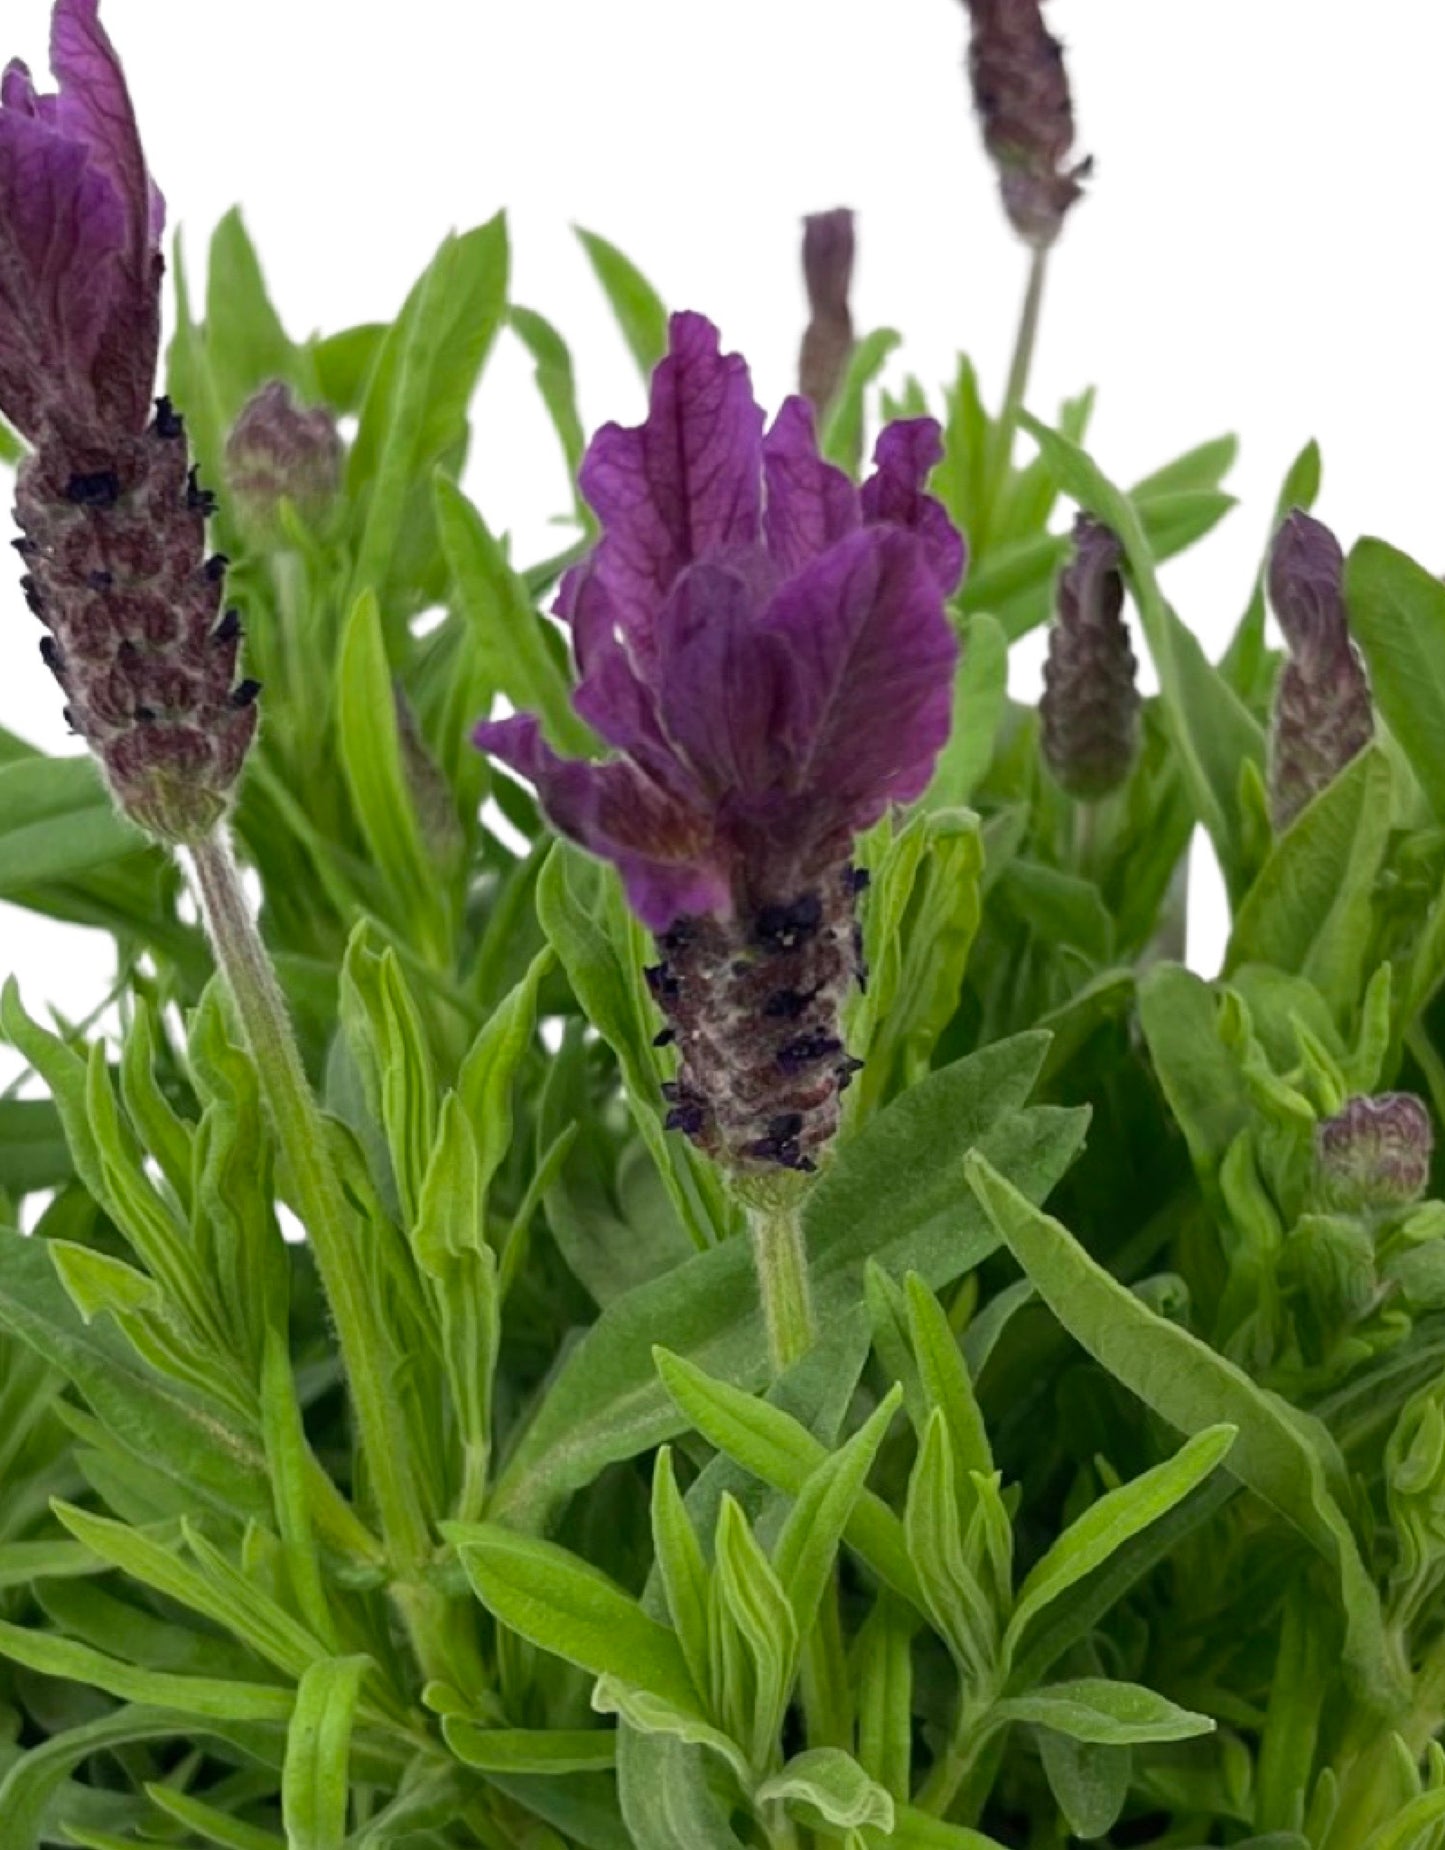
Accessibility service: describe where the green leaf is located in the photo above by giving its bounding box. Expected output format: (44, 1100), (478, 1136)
(204, 207), (301, 417)
(0, 756), (148, 895)
(1225, 746), (1392, 1018)
(575, 228), (668, 380)
(436, 476), (595, 757)
(892, 1805), (1009, 1847)
(347, 214), (509, 625)
(1037, 1733), (1130, 1839)
(1130, 434), (1238, 501)
(491, 1037), (1084, 1527)
(963, 1153), (1404, 1711)
(449, 1524), (700, 1712)
(756, 1748), (895, 1833)
(144, 1785), (287, 1850)
(0, 1617), (293, 1720)
(1005, 1425), (1235, 1662)
(650, 1447), (712, 1699)
(592, 1679), (749, 1788)
(713, 1495), (798, 1765)
(0, 1097), (72, 1196)
(1020, 414), (1265, 895)
(928, 613), (1008, 809)
(509, 304), (589, 496)
(1346, 537), (1445, 821)
(338, 921), (440, 1225)
(1136, 963), (1253, 1183)
(281, 1656), (370, 1850)
(854, 1594), (914, 1803)
(905, 1273), (991, 1478)
(444, 1721), (617, 1774)
(822, 329), (902, 473)
(615, 1729), (747, 1850)
(1358, 1786), (1445, 1850)
(0, 1708), (187, 1850)
(336, 593), (454, 961)
(309, 321), (387, 414)
(0, 1539), (102, 1591)
(991, 1678), (1214, 1745)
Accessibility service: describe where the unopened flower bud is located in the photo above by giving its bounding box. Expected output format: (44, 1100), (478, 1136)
(224, 381), (342, 537)
(963, 0), (1090, 249)
(1316, 1093), (1433, 1214)
(1267, 510), (1373, 831)
(1039, 515), (1140, 799)
(798, 208), (855, 422)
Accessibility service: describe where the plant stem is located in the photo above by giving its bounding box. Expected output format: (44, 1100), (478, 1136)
(187, 833), (429, 1577)
(982, 246), (1049, 545)
(748, 1195), (817, 1376)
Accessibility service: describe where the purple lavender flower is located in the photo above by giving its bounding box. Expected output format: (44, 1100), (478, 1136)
(1267, 509), (1373, 831)
(2, 0), (255, 844)
(963, 0), (1090, 249)
(798, 208), (855, 421)
(1039, 515), (1140, 799)
(1316, 1093), (1433, 1214)
(225, 380), (343, 538)
(477, 312), (962, 1173)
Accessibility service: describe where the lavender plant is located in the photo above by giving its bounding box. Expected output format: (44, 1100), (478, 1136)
(4, 2), (1445, 1848)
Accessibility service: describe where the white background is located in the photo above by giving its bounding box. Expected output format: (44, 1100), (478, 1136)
(4, 0), (1444, 1030)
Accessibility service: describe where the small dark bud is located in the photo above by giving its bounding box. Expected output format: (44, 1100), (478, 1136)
(1040, 515), (1141, 799)
(963, 0), (1090, 248)
(1317, 1093), (1433, 1213)
(652, 1027), (677, 1048)
(153, 396), (185, 440)
(224, 380), (343, 538)
(38, 635), (65, 675)
(798, 208), (856, 421)
(86, 570), (114, 592)
(203, 553), (230, 583)
(65, 470), (121, 508)
(229, 679), (263, 710)
(212, 608), (243, 645)
(186, 467), (218, 516)
(1267, 510), (1374, 831)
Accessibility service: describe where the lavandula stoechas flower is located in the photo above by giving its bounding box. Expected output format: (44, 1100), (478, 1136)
(1, 0), (253, 843)
(1039, 515), (1140, 799)
(225, 380), (342, 539)
(798, 208), (855, 423)
(1267, 509), (1373, 832)
(477, 313), (963, 1176)
(963, 0), (1090, 249)
(1316, 1093), (1433, 1215)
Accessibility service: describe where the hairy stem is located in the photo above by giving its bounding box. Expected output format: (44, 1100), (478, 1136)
(748, 1196), (817, 1376)
(982, 245), (1049, 545)
(187, 835), (431, 1577)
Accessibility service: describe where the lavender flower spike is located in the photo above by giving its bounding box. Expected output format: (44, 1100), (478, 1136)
(798, 208), (855, 421)
(2, 0), (255, 843)
(477, 312), (963, 1175)
(963, 0), (1090, 248)
(1267, 508), (1373, 831)
(1040, 515), (1140, 799)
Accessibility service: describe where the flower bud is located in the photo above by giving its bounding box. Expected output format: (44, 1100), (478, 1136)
(963, 0), (1090, 248)
(798, 208), (855, 422)
(1315, 1093), (1433, 1214)
(1267, 510), (1373, 830)
(1039, 515), (1140, 799)
(224, 381), (342, 537)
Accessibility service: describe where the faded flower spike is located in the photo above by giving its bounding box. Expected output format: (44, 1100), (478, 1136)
(478, 312), (963, 1175)
(963, 0), (1090, 248)
(798, 207), (855, 422)
(1267, 508), (1373, 831)
(1316, 1092), (1434, 1214)
(225, 379), (343, 538)
(1, 0), (255, 843)
(1039, 514), (1140, 799)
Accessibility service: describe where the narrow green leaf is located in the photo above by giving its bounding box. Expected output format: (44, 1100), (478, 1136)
(575, 228), (668, 380)
(145, 1783), (287, 1850)
(449, 1524), (700, 1713)
(0, 1617), (293, 1719)
(756, 1748), (895, 1833)
(443, 1721), (617, 1774)
(1346, 537), (1445, 821)
(281, 1656), (369, 1850)
(905, 1274), (991, 1479)
(204, 207), (299, 415)
(650, 1447), (712, 1699)
(1130, 434), (1238, 501)
(822, 329), (902, 473)
(1037, 1734), (1130, 1839)
(991, 1678), (1214, 1745)
(509, 304), (589, 494)
(0, 757), (147, 895)
(593, 1679), (749, 1788)
(928, 613), (1008, 809)
(0, 1709), (187, 1850)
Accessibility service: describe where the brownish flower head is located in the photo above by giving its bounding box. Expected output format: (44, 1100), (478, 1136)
(1316, 1093), (1433, 1213)
(964, 0), (1089, 248)
(224, 380), (342, 538)
(798, 208), (856, 422)
(1267, 509), (1373, 831)
(1039, 515), (1140, 799)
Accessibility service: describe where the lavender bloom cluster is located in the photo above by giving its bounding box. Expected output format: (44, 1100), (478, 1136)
(478, 313), (962, 1174)
(1267, 508), (1374, 831)
(1039, 514), (1140, 799)
(1, 0), (253, 843)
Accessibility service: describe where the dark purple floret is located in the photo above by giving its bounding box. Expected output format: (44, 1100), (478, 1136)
(1317, 1093), (1433, 1213)
(1267, 509), (1373, 831)
(476, 312), (964, 1174)
(798, 207), (855, 421)
(2, 0), (258, 842)
(1039, 514), (1140, 799)
(963, 0), (1090, 248)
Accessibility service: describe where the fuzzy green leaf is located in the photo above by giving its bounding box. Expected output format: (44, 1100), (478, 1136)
(991, 1678), (1214, 1745)
(281, 1656), (370, 1850)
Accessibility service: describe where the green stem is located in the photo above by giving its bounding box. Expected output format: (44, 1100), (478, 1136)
(187, 833), (429, 1577)
(748, 1196), (817, 1377)
(982, 246), (1049, 546)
